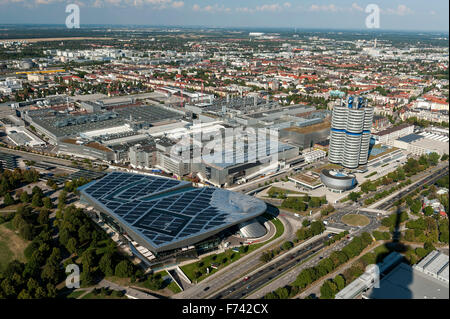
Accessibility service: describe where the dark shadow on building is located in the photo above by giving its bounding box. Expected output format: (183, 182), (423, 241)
(369, 205), (412, 299)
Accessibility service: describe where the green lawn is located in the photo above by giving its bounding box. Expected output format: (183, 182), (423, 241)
(0, 222), (29, 272)
(341, 214), (370, 227)
(167, 280), (182, 294)
(131, 270), (182, 294)
(266, 186), (305, 196)
(66, 290), (86, 299)
(180, 214), (284, 283)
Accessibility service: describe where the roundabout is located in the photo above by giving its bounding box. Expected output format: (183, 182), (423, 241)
(341, 214), (370, 227)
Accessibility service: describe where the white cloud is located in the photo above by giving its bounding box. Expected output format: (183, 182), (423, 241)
(351, 2), (363, 12)
(256, 4), (282, 12)
(309, 4), (339, 12)
(0, 0), (181, 9)
(236, 2), (293, 14)
(192, 3), (230, 13)
(386, 4), (413, 16)
(171, 0), (183, 8)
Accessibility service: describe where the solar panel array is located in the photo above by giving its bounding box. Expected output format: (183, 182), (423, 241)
(0, 152), (19, 170)
(80, 172), (256, 249)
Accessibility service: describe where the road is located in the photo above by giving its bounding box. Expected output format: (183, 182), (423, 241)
(375, 165), (449, 210)
(245, 210), (381, 299)
(239, 165), (448, 299)
(228, 161), (320, 194)
(210, 234), (331, 299)
(173, 209), (296, 299)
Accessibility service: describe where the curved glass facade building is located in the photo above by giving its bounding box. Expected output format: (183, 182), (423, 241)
(329, 96), (373, 169)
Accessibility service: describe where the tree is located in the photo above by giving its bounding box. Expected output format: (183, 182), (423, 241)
(239, 245), (249, 254)
(99, 253), (114, 276)
(404, 229), (415, 242)
(41, 262), (59, 283)
(282, 241), (294, 251)
(260, 252), (273, 263)
(274, 286), (290, 299)
(3, 192), (15, 206)
(361, 232), (373, 246)
(35, 286), (47, 299)
(321, 204), (335, 216)
(78, 225), (91, 243)
(46, 179), (58, 190)
(361, 181), (376, 193)
(42, 197), (53, 209)
(349, 192), (361, 202)
(17, 289), (32, 299)
(295, 268), (316, 288)
(32, 193), (43, 207)
(115, 260), (134, 278)
(82, 249), (96, 271)
(410, 200), (422, 214)
(32, 186), (44, 198)
(38, 210), (50, 225)
(20, 191), (30, 203)
(81, 270), (95, 287)
(66, 237), (78, 254)
(58, 191), (67, 209)
(320, 280), (336, 299)
(424, 206), (434, 217)
(334, 275), (345, 291)
(424, 242), (435, 253)
(46, 283), (57, 298)
(310, 221), (325, 236)
(19, 223), (34, 240)
(415, 247), (428, 258)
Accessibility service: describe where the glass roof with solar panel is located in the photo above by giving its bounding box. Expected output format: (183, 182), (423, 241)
(78, 172), (266, 252)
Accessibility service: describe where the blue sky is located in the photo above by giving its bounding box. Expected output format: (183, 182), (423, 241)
(0, 0), (448, 31)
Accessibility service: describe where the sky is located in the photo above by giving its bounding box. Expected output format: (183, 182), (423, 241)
(0, 0), (448, 32)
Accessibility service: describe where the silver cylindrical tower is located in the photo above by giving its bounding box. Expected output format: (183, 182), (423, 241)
(329, 96), (374, 169)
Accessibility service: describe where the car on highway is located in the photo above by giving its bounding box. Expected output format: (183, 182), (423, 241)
(243, 276), (250, 282)
(203, 286), (210, 291)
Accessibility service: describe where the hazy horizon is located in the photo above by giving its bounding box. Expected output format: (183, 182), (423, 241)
(0, 1), (448, 32)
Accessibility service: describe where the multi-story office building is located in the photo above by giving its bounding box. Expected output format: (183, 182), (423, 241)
(329, 96), (374, 169)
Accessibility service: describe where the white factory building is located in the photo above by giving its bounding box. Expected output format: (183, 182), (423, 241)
(388, 132), (449, 156)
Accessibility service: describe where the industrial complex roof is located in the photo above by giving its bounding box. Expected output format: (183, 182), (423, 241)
(78, 172), (267, 252)
(397, 133), (424, 143)
(27, 105), (182, 138)
(366, 262), (449, 299)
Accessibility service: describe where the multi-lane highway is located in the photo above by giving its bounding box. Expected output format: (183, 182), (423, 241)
(173, 210), (297, 299)
(210, 234), (331, 299)
(375, 166), (449, 210)
(210, 207), (381, 300)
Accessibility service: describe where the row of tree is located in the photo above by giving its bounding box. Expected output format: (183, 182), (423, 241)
(264, 232), (375, 299)
(281, 196), (327, 212)
(0, 168), (40, 197)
